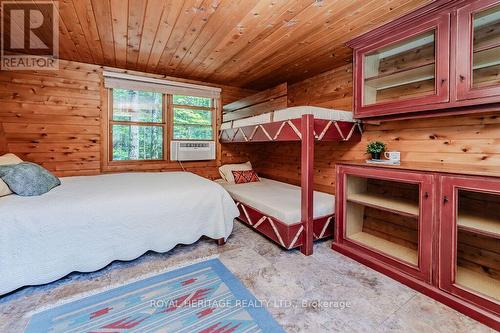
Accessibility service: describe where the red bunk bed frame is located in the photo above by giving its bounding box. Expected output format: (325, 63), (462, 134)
(220, 114), (362, 255)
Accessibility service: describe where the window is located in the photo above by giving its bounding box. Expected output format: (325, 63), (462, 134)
(110, 88), (165, 161)
(173, 95), (214, 140)
(108, 88), (216, 162)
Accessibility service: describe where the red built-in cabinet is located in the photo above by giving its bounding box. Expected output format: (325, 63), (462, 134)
(334, 164), (500, 330)
(349, 0), (500, 119)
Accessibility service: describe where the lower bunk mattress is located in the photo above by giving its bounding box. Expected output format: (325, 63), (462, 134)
(215, 178), (335, 249)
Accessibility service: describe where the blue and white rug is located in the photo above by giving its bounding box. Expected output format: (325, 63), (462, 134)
(25, 258), (284, 332)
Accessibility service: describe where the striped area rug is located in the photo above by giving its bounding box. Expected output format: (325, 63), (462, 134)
(25, 259), (284, 333)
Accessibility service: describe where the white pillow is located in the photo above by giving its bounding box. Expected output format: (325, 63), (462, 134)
(219, 161), (253, 183)
(0, 153), (23, 197)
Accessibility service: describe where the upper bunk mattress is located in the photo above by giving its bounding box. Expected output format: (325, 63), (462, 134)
(215, 177), (334, 225)
(221, 106), (354, 129)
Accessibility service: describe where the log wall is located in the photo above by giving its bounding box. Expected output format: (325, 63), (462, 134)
(0, 60), (253, 178)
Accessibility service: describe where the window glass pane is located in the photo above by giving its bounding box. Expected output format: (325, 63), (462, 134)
(472, 4), (500, 89)
(112, 125), (163, 160)
(173, 108), (212, 125)
(173, 95), (211, 108)
(112, 88), (163, 123)
(363, 30), (436, 106)
(173, 125), (213, 140)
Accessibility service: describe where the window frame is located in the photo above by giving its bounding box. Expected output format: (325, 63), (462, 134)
(171, 95), (216, 142)
(107, 89), (216, 164)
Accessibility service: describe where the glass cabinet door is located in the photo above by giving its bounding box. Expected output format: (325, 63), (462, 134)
(457, 0), (500, 100)
(440, 176), (500, 315)
(338, 167), (433, 282)
(355, 15), (450, 116)
(454, 189), (500, 303)
(363, 30), (437, 106)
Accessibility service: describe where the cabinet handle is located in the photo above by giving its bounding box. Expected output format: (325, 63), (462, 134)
(424, 192), (429, 199)
(441, 79), (446, 86)
(443, 196), (449, 204)
(459, 75), (465, 82)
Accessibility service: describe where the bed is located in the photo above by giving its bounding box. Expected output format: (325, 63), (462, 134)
(216, 177), (335, 249)
(0, 172), (239, 295)
(220, 106), (355, 130)
(219, 106), (361, 144)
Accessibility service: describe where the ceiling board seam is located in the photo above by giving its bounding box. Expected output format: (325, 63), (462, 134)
(142, 1), (166, 72)
(152, 0), (193, 72)
(214, 0), (357, 84)
(161, 0), (208, 72)
(166, 0), (221, 73)
(67, 0), (96, 64)
(178, 0), (261, 76)
(89, 0), (114, 67)
(237, 0), (433, 87)
(133, 0), (149, 69)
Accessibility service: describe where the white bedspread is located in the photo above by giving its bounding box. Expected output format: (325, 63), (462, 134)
(0, 172), (238, 295)
(216, 178), (334, 224)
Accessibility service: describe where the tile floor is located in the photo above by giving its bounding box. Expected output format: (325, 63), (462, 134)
(0, 222), (494, 332)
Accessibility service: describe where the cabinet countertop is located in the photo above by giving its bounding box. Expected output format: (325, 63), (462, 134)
(338, 161), (500, 178)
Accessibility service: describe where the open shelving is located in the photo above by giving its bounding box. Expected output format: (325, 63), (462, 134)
(457, 189), (500, 237)
(348, 230), (418, 265)
(458, 211), (500, 238)
(456, 267), (500, 302)
(345, 175), (420, 266)
(364, 63), (435, 90)
(363, 30), (436, 105)
(348, 192), (419, 217)
(454, 189), (500, 302)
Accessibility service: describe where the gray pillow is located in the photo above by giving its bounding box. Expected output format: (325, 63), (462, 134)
(0, 162), (61, 196)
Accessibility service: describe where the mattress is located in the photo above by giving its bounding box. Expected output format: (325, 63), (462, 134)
(215, 177), (334, 224)
(221, 106), (354, 129)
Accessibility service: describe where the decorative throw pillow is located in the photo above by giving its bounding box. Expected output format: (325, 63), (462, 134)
(0, 153), (23, 197)
(232, 170), (260, 184)
(219, 161), (253, 183)
(0, 162), (61, 196)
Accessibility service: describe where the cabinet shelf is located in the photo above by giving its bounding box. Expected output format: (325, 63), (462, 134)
(348, 193), (419, 217)
(364, 63), (435, 90)
(473, 46), (500, 70)
(458, 211), (500, 238)
(455, 267), (500, 302)
(349, 231), (418, 265)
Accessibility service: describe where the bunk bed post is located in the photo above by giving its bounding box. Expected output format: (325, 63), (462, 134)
(300, 114), (314, 256)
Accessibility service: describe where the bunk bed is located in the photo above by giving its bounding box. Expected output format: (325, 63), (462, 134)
(219, 87), (362, 255)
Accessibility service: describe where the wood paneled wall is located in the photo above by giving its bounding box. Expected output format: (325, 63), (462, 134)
(288, 64), (353, 110)
(222, 63), (500, 194)
(0, 61), (102, 176)
(0, 123), (7, 154)
(223, 83), (288, 122)
(0, 60), (253, 178)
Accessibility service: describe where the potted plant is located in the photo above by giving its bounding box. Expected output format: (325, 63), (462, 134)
(366, 141), (386, 160)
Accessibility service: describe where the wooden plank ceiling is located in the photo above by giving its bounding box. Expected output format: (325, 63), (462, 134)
(4, 0), (432, 90)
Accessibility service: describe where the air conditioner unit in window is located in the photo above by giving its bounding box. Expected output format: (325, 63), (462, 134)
(170, 141), (216, 161)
